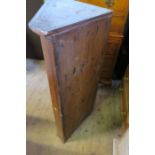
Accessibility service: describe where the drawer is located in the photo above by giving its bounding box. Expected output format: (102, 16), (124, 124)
(78, 0), (128, 34)
(110, 15), (127, 34)
(105, 35), (122, 55)
(78, 0), (129, 17)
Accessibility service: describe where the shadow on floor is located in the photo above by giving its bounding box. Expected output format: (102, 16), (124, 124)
(27, 141), (79, 155)
(26, 59), (122, 155)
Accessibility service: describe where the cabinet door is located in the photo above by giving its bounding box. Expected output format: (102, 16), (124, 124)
(41, 16), (111, 141)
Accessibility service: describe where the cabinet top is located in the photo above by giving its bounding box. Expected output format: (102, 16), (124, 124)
(28, 0), (112, 35)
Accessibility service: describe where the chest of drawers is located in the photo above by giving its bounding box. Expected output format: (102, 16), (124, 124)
(79, 0), (129, 84)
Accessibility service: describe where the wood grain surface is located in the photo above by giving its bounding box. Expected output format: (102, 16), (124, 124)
(29, 0), (112, 141)
(78, 0), (129, 84)
(40, 15), (112, 141)
(29, 0), (112, 35)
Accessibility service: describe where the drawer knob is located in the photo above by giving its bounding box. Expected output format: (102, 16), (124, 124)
(104, 0), (115, 7)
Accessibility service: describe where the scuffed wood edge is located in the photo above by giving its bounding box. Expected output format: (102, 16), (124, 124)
(40, 36), (65, 142)
(29, 12), (112, 36)
(46, 13), (112, 36)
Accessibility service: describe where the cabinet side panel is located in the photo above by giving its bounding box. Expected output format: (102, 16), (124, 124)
(51, 16), (111, 140)
(40, 36), (65, 141)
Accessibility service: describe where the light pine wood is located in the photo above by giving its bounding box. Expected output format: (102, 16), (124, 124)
(78, 0), (129, 84)
(78, 0), (128, 34)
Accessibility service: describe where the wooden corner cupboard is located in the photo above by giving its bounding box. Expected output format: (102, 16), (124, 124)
(78, 0), (129, 84)
(29, 0), (112, 141)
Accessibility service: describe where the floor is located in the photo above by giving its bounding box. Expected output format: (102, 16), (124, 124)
(113, 129), (129, 155)
(26, 58), (122, 155)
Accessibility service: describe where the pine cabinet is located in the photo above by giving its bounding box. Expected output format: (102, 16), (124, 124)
(78, 0), (129, 84)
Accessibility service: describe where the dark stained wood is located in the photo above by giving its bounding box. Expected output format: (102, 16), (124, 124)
(100, 34), (123, 84)
(40, 36), (65, 140)
(29, 0), (112, 141)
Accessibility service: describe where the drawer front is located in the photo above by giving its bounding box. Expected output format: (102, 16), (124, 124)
(110, 15), (127, 34)
(78, 0), (128, 16)
(105, 34), (122, 55)
(78, 0), (128, 34)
